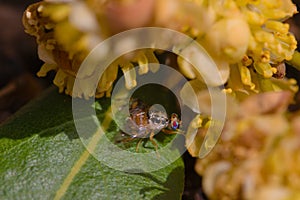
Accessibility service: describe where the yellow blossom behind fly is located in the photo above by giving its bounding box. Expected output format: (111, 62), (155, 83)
(23, 0), (160, 98)
(191, 91), (300, 200)
(23, 0), (298, 99)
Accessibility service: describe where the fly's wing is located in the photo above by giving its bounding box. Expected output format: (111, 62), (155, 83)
(148, 112), (169, 133)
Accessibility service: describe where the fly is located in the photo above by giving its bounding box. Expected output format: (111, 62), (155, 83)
(116, 98), (182, 153)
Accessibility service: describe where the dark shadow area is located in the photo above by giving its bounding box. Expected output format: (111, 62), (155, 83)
(0, 0), (51, 123)
(182, 152), (208, 200)
(287, 0), (300, 112)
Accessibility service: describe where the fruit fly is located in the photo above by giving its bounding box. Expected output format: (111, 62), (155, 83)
(120, 98), (182, 152)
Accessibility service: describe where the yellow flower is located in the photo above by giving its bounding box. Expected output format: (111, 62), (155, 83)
(23, 0), (299, 99)
(192, 91), (300, 200)
(23, 1), (160, 98)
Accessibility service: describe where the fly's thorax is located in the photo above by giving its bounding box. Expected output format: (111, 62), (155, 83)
(129, 98), (149, 127)
(131, 111), (148, 127)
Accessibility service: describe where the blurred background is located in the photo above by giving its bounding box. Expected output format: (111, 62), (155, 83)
(0, 0), (48, 122)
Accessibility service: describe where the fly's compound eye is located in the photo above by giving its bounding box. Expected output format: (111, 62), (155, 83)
(171, 121), (179, 130)
(167, 113), (181, 130)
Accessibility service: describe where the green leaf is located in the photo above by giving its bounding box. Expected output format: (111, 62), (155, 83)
(0, 87), (184, 200)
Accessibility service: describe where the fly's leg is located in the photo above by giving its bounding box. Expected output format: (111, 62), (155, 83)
(120, 136), (135, 143)
(149, 131), (157, 151)
(118, 136), (146, 153)
(149, 131), (160, 157)
(162, 128), (184, 135)
(134, 132), (160, 156)
(136, 138), (144, 152)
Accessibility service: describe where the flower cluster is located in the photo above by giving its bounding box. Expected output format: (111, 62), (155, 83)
(23, 0), (160, 98)
(189, 91), (300, 200)
(167, 0), (298, 98)
(23, 0), (298, 99)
